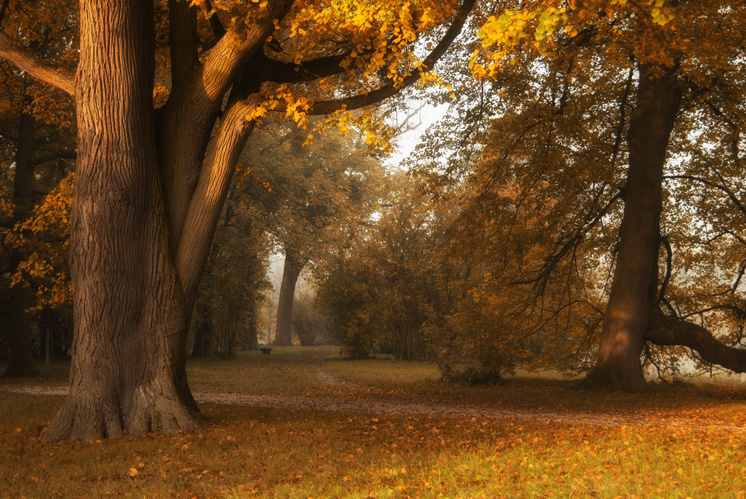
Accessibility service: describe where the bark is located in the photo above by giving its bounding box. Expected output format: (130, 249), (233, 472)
(44, 0), (198, 441)
(275, 251), (304, 346)
(3, 100), (39, 378)
(584, 63), (682, 392)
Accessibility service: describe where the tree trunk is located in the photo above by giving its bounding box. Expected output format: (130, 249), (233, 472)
(275, 251), (304, 346)
(585, 62), (682, 392)
(190, 299), (213, 357)
(43, 0), (198, 441)
(3, 96), (39, 378)
(246, 297), (260, 350)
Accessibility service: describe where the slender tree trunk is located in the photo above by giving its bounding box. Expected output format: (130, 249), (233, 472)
(190, 299), (213, 357)
(275, 251), (304, 346)
(585, 62), (682, 392)
(4, 96), (39, 378)
(246, 298), (260, 350)
(44, 0), (198, 441)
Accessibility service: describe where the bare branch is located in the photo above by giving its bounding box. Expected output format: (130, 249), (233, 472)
(0, 32), (74, 96)
(31, 151), (76, 167)
(302, 0), (476, 115)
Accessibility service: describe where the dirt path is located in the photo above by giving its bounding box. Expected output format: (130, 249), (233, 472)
(1, 381), (744, 434)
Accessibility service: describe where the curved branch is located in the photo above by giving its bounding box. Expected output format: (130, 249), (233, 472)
(258, 50), (351, 84)
(646, 309), (746, 373)
(31, 151), (76, 167)
(301, 0), (476, 115)
(514, 188), (623, 287)
(0, 32), (74, 96)
(658, 235), (672, 303)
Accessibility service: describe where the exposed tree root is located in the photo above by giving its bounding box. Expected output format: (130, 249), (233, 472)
(42, 383), (200, 442)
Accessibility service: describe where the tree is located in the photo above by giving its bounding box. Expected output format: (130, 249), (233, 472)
(240, 118), (385, 346)
(438, 0), (746, 390)
(315, 173), (469, 361)
(0, 2), (76, 376)
(191, 182), (271, 358)
(0, 0), (476, 440)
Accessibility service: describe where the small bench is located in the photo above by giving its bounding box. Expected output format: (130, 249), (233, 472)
(260, 347), (272, 355)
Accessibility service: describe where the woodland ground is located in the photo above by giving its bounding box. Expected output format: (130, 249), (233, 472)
(0, 345), (745, 498)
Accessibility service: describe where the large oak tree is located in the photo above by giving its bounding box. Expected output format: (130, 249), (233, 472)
(446, 0), (746, 391)
(0, 0), (475, 440)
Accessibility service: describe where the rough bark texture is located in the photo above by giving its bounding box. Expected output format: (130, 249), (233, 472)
(4, 103), (39, 378)
(585, 63), (682, 392)
(43, 0), (198, 441)
(275, 252), (304, 346)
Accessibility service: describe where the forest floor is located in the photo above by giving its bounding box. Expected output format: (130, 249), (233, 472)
(1, 347), (746, 497)
(2, 349), (744, 434)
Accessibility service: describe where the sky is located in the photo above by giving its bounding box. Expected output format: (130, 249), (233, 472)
(385, 100), (449, 168)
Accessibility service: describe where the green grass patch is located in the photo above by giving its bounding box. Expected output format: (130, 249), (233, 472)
(187, 345), (340, 395)
(2, 347), (746, 497)
(1, 390), (745, 498)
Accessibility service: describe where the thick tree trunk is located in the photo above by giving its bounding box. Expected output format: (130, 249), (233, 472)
(4, 101), (39, 378)
(585, 63), (682, 392)
(44, 0), (198, 441)
(275, 251), (304, 346)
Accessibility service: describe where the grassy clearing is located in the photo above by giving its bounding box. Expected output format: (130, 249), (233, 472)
(2, 346), (746, 497)
(187, 346), (339, 395)
(1, 391), (745, 498)
(324, 356), (746, 426)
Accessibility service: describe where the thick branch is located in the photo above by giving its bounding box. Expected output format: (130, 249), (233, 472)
(302, 0), (476, 115)
(174, 96), (259, 309)
(169, 0), (200, 87)
(647, 309), (746, 373)
(0, 32), (74, 95)
(160, 0), (294, 257)
(258, 50), (350, 83)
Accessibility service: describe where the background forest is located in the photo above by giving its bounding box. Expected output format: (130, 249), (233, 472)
(1, 0), (746, 397)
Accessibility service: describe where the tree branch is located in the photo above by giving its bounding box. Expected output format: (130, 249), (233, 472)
(646, 308), (746, 373)
(0, 32), (74, 96)
(31, 151), (76, 167)
(299, 0), (476, 115)
(160, 0), (294, 258)
(174, 96), (260, 310)
(169, 0), (200, 87)
(196, 0), (226, 41)
(258, 50), (351, 84)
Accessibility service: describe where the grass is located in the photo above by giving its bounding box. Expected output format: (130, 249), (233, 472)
(1, 346), (746, 498)
(187, 345), (339, 395)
